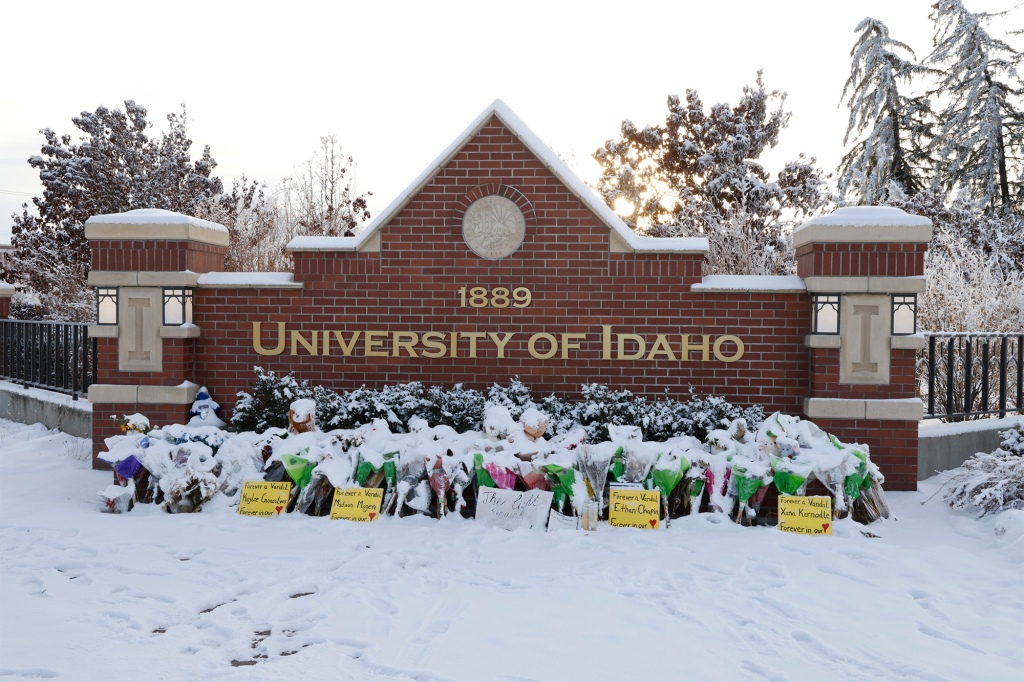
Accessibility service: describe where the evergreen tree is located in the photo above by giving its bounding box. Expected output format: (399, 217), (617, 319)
(838, 18), (934, 204)
(2, 101), (223, 320)
(927, 0), (1023, 214)
(594, 73), (829, 275)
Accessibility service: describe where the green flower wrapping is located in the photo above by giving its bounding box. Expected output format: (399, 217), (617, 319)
(355, 452), (398, 489)
(280, 453), (316, 490)
(473, 453), (497, 488)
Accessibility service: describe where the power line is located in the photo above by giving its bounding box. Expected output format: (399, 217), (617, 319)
(0, 190), (36, 197)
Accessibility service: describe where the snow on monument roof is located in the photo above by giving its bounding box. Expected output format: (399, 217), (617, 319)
(86, 208), (228, 233)
(691, 275), (807, 292)
(196, 272), (302, 288)
(287, 100), (708, 255)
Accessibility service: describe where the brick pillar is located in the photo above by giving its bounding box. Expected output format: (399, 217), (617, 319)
(795, 207), (931, 490)
(85, 209), (228, 468)
(0, 282), (13, 318)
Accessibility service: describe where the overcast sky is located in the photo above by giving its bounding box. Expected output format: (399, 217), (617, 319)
(0, 0), (1018, 243)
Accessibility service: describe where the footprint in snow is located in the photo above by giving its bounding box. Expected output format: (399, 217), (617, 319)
(739, 658), (787, 682)
(917, 623), (984, 653)
(21, 576), (48, 598)
(814, 564), (874, 586)
(0, 669), (60, 679)
(371, 597), (399, 615)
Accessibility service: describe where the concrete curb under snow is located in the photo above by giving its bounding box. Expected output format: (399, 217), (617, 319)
(0, 380), (91, 439)
(918, 416), (1023, 480)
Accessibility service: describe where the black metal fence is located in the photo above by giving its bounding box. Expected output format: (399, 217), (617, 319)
(0, 320), (97, 399)
(919, 332), (1023, 420)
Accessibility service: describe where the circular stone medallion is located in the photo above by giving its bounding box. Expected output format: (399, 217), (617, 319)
(462, 195), (526, 259)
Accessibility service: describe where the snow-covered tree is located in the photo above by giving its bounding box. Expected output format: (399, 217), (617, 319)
(194, 178), (290, 272)
(195, 136), (373, 272)
(887, 190), (1024, 332)
(838, 18), (934, 204)
(285, 135), (371, 238)
(594, 73), (830, 275)
(2, 101), (223, 320)
(927, 0), (1023, 215)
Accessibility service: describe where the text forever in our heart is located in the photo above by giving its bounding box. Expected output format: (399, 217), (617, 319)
(331, 487), (384, 522)
(238, 480), (292, 517)
(777, 495), (833, 536)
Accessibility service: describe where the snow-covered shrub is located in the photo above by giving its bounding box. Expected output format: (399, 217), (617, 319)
(944, 424), (1024, 515)
(486, 377), (534, 420)
(8, 290), (44, 320)
(1000, 425), (1024, 457)
(426, 383), (486, 432)
(377, 382), (433, 430)
(232, 368), (313, 432)
(572, 384), (644, 442)
(918, 238), (1024, 333)
(674, 394), (765, 443)
(233, 369), (764, 443)
(541, 386), (764, 443)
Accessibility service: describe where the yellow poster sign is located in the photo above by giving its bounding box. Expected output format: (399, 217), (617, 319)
(609, 489), (661, 529)
(238, 480), (292, 517)
(331, 487), (384, 522)
(778, 495), (833, 536)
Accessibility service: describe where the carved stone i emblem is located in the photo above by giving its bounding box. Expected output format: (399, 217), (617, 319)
(462, 195), (526, 259)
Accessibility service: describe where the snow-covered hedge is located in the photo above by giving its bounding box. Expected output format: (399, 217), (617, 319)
(232, 369), (765, 443)
(99, 393), (890, 525)
(944, 423), (1024, 515)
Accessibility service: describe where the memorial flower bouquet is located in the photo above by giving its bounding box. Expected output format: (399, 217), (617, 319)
(99, 388), (892, 527)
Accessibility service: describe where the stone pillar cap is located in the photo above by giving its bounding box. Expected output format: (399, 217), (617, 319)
(0, 282), (15, 298)
(794, 207), (932, 249)
(85, 208), (229, 247)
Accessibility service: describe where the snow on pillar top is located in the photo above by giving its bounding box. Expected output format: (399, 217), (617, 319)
(85, 209), (228, 277)
(85, 208), (229, 247)
(793, 207), (932, 249)
(795, 207), (932, 284)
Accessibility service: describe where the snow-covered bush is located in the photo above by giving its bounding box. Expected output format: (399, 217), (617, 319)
(486, 378), (534, 420)
(8, 290), (44, 320)
(1000, 425), (1024, 457)
(944, 424), (1024, 515)
(232, 368), (313, 432)
(426, 384), (486, 433)
(233, 370), (764, 443)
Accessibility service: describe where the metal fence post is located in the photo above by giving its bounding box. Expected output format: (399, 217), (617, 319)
(999, 335), (1009, 419)
(928, 334), (936, 417)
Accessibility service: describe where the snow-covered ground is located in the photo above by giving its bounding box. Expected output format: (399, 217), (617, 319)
(1, 419), (1021, 681)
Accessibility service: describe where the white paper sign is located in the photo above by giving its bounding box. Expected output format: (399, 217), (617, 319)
(547, 509), (579, 532)
(475, 487), (553, 531)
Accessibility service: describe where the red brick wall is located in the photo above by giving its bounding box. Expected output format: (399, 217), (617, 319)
(88, 115), (924, 490)
(190, 118), (811, 421)
(91, 240), (225, 273)
(0, 297), (9, 319)
(194, 288), (810, 418)
(807, 418), (918, 490)
(95, 337), (196, 387)
(796, 242), (926, 278)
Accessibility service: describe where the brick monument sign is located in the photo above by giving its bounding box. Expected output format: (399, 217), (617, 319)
(82, 101), (929, 489)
